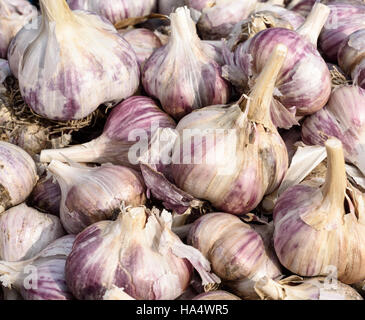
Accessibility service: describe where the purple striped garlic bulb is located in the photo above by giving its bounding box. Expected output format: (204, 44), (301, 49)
(9, 0), (140, 121)
(47, 161), (147, 234)
(67, 0), (157, 25)
(142, 7), (230, 120)
(40, 96), (176, 169)
(66, 206), (220, 300)
(224, 3), (331, 125)
(302, 85), (365, 175)
(274, 138), (365, 284)
(0, 203), (64, 262)
(120, 28), (163, 68)
(319, 3), (365, 63)
(255, 276), (363, 300)
(0, 235), (75, 300)
(0, 141), (38, 214)
(188, 213), (282, 299)
(29, 176), (61, 216)
(0, 0), (37, 59)
(171, 44), (288, 214)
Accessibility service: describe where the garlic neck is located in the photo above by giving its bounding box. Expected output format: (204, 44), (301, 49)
(244, 44), (287, 130)
(297, 3), (330, 46)
(118, 207), (147, 233)
(47, 160), (78, 186)
(40, 0), (73, 23)
(321, 139), (347, 215)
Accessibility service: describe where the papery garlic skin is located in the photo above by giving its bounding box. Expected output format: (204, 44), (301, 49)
(319, 3), (365, 62)
(224, 4), (331, 117)
(12, 0), (140, 121)
(171, 45), (288, 214)
(68, 0), (157, 25)
(196, 0), (258, 40)
(0, 235), (75, 300)
(120, 28), (162, 68)
(302, 85), (365, 175)
(255, 276), (363, 300)
(273, 138), (365, 284)
(48, 161), (146, 234)
(28, 176), (61, 216)
(188, 213), (282, 299)
(354, 59), (365, 89)
(0, 141), (38, 213)
(66, 207), (218, 300)
(338, 29), (365, 77)
(0, 203), (64, 262)
(193, 290), (241, 300)
(0, 0), (37, 59)
(40, 96), (176, 169)
(142, 7), (230, 120)
(159, 0), (186, 14)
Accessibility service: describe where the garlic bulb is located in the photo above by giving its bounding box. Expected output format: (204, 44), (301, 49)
(29, 176), (61, 216)
(188, 213), (282, 299)
(120, 28), (163, 68)
(274, 138), (365, 284)
(67, 0), (157, 25)
(171, 44), (288, 214)
(194, 0), (258, 40)
(48, 160), (147, 234)
(0, 141), (38, 213)
(66, 207), (220, 300)
(302, 85), (365, 176)
(193, 290), (241, 300)
(0, 0), (37, 59)
(224, 3), (331, 123)
(40, 96), (176, 169)
(338, 29), (365, 77)
(9, 0), (140, 121)
(142, 7), (230, 120)
(319, 3), (365, 63)
(159, 0), (185, 14)
(0, 203), (64, 262)
(0, 235), (75, 300)
(255, 276), (363, 300)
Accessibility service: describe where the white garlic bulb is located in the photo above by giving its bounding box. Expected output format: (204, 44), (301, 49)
(9, 0), (140, 121)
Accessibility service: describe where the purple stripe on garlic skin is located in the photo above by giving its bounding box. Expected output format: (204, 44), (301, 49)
(0, 235), (75, 300)
(188, 213), (282, 300)
(0, 0), (37, 59)
(67, 0), (157, 25)
(171, 45), (288, 214)
(66, 207), (218, 300)
(12, 0), (140, 121)
(40, 96), (176, 169)
(0, 203), (65, 262)
(0, 141), (38, 214)
(47, 161), (146, 235)
(273, 138), (365, 284)
(287, 0), (316, 17)
(319, 4), (365, 63)
(225, 4), (331, 117)
(119, 28), (163, 68)
(142, 7), (230, 121)
(302, 85), (365, 175)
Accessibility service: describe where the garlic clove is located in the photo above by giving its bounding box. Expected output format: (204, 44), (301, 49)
(0, 203), (65, 262)
(10, 0), (140, 121)
(142, 6), (230, 120)
(0, 235), (75, 300)
(274, 138), (365, 284)
(66, 206), (219, 300)
(39, 96), (176, 169)
(67, 0), (157, 25)
(47, 160), (147, 234)
(193, 290), (241, 300)
(0, 141), (38, 213)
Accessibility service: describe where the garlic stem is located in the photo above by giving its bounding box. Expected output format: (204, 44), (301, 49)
(297, 3), (330, 46)
(322, 138), (347, 210)
(119, 207), (147, 232)
(40, 0), (73, 22)
(170, 7), (200, 47)
(246, 44), (288, 129)
(47, 160), (78, 185)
